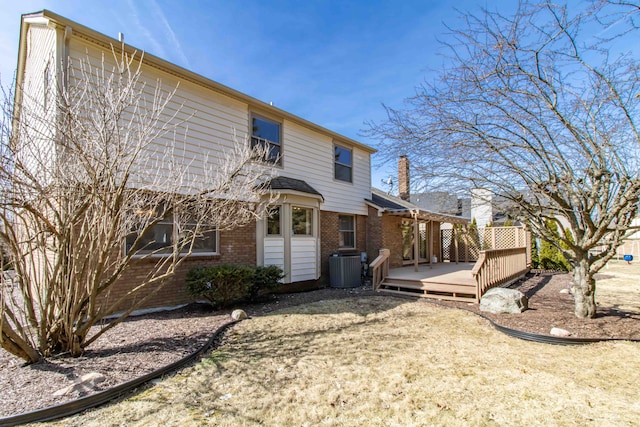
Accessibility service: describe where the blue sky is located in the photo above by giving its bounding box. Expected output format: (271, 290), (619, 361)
(0, 0), (522, 189)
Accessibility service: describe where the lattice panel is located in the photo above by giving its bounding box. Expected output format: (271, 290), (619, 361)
(440, 226), (527, 262)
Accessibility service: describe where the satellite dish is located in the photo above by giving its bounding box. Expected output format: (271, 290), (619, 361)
(381, 177), (394, 193)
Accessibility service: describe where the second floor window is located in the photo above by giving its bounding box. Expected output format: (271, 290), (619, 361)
(252, 116), (281, 164)
(334, 145), (352, 182)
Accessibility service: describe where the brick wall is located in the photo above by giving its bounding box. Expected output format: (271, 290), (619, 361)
(319, 211), (367, 280)
(381, 215), (405, 268)
(398, 155), (410, 201)
(366, 205), (383, 262)
(103, 221), (256, 312)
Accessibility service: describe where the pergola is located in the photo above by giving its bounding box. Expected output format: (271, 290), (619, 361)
(383, 208), (470, 272)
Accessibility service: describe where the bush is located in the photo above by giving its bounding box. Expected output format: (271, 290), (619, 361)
(186, 264), (254, 307)
(248, 265), (285, 301)
(537, 220), (572, 271)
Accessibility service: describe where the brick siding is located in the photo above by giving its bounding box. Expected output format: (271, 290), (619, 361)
(319, 211), (367, 281)
(102, 221), (256, 312)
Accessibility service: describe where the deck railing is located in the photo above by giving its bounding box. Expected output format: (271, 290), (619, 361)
(472, 247), (529, 302)
(370, 248), (390, 290)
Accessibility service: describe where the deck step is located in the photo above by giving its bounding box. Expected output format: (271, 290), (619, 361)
(381, 280), (477, 295)
(378, 287), (476, 303)
(378, 281), (477, 302)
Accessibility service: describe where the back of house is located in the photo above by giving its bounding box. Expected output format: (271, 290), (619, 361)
(15, 10), (376, 310)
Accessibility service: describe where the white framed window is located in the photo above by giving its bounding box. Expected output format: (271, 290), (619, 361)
(334, 144), (352, 183)
(266, 206), (281, 236)
(251, 115), (282, 165)
(292, 206), (313, 236)
(338, 215), (355, 248)
(126, 207), (218, 255)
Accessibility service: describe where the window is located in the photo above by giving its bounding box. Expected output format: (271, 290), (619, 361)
(339, 215), (355, 248)
(126, 207), (218, 255)
(267, 206), (281, 235)
(251, 115), (281, 164)
(334, 145), (352, 182)
(292, 206), (313, 236)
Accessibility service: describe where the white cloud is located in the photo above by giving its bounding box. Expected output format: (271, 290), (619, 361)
(148, 0), (190, 68)
(124, 0), (167, 58)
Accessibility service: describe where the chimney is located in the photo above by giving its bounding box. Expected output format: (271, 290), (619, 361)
(398, 155), (410, 201)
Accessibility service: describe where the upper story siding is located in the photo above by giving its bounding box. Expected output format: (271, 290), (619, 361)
(282, 120), (371, 215)
(17, 11), (375, 215)
(16, 22), (58, 183)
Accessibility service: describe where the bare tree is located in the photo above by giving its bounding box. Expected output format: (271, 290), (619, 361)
(0, 47), (277, 362)
(367, 1), (640, 319)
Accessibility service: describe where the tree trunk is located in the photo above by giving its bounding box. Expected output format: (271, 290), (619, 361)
(572, 257), (596, 319)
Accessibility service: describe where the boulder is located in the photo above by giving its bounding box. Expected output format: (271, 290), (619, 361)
(550, 327), (572, 337)
(231, 309), (248, 321)
(479, 288), (528, 314)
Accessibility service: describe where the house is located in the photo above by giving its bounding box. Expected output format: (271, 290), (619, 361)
(14, 10), (376, 310)
(14, 11), (532, 313)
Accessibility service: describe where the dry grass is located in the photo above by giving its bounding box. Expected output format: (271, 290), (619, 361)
(48, 296), (640, 427)
(597, 261), (640, 313)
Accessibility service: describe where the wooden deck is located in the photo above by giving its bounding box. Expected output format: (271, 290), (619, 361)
(376, 262), (479, 302)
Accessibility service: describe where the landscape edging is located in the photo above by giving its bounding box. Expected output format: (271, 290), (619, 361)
(0, 319), (239, 427)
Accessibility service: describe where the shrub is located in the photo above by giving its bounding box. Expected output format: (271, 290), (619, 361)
(186, 264), (254, 307)
(248, 265), (285, 301)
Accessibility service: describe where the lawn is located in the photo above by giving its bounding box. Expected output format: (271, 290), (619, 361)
(596, 260), (640, 314)
(51, 294), (640, 426)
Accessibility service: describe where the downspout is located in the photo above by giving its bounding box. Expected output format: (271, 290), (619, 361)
(62, 26), (72, 90)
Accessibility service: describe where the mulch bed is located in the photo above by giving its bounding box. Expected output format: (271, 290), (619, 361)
(1, 271), (639, 418)
(444, 271), (640, 339)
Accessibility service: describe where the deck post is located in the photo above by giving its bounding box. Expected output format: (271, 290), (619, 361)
(454, 226), (459, 264)
(463, 225), (470, 263)
(425, 220), (434, 268)
(413, 211), (419, 272)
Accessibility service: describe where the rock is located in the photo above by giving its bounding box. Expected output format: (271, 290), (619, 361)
(550, 327), (572, 337)
(559, 288), (570, 294)
(479, 288), (528, 314)
(53, 372), (105, 396)
(231, 309), (248, 321)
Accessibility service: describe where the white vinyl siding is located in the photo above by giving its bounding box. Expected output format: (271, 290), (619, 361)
(290, 238), (318, 281)
(281, 121), (371, 215)
(66, 39), (370, 213)
(67, 38), (252, 190)
(263, 238), (285, 271)
(18, 24), (58, 183)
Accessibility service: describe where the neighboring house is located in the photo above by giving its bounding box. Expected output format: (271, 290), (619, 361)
(15, 10), (376, 310)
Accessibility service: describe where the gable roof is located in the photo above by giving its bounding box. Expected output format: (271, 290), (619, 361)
(16, 10), (377, 156)
(368, 188), (469, 225)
